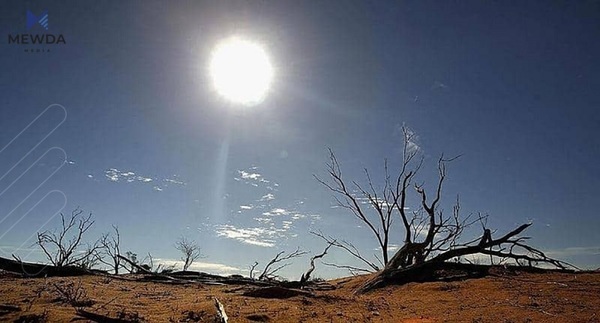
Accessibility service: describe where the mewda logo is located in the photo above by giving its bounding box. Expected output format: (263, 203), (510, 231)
(7, 9), (67, 52)
(26, 10), (49, 30)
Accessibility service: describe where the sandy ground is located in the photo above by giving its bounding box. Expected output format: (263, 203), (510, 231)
(0, 269), (599, 322)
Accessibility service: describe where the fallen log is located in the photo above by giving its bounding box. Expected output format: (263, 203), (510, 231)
(76, 309), (144, 323)
(0, 256), (99, 277)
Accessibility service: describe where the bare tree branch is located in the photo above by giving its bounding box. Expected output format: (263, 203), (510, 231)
(258, 248), (307, 281)
(300, 242), (334, 285)
(35, 208), (100, 268)
(311, 231), (379, 272)
(249, 261), (259, 280)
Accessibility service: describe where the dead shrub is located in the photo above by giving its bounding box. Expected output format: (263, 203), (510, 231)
(51, 280), (95, 307)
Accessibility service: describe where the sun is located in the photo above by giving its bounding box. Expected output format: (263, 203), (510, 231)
(209, 37), (274, 106)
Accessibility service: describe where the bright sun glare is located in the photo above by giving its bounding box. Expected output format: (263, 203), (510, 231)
(209, 37), (274, 106)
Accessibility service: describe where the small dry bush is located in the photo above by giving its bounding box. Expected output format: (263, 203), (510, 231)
(52, 280), (95, 307)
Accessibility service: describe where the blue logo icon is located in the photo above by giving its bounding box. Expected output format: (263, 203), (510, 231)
(26, 10), (48, 30)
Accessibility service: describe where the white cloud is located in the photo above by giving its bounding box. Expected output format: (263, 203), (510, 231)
(282, 221), (293, 230)
(101, 168), (189, 191)
(105, 168), (120, 181)
(291, 213), (305, 220)
(262, 208), (290, 216)
(164, 178), (186, 186)
(154, 258), (240, 274)
(238, 170), (269, 182)
(355, 196), (393, 209)
(259, 193), (275, 202)
(215, 225), (277, 248)
(545, 246), (600, 258)
(235, 169), (278, 188)
(105, 168), (152, 183)
(404, 127), (421, 153)
(407, 141), (420, 154)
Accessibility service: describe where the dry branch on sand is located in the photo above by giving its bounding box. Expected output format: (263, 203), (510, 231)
(214, 297), (228, 323)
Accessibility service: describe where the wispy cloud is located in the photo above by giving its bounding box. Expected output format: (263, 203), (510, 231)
(164, 178), (186, 186)
(215, 225), (278, 247)
(431, 80), (449, 90)
(405, 127), (421, 154)
(154, 258), (240, 274)
(355, 196), (394, 209)
(262, 208), (291, 216)
(393, 125), (421, 154)
(225, 166), (322, 247)
(259, 193), (275, 202)
(239, 171), (266, 181)
(97, 168), (186, 192)
(105, 168), (153, 183)
(234, 168), (278, 190)
(545, 246), (600, 258)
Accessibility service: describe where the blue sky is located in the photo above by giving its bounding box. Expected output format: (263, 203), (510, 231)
(0, 1), (599, 278)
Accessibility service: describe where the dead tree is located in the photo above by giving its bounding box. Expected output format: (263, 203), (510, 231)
(316, 126), (574, 293)
(299, 242), (334, 285)
(36, 208), (101, 268)
(98, 225), (121, 274)
(175, 237), (203, 271)
(258, 248), (307, 281)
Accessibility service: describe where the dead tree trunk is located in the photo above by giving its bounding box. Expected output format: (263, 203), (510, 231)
(356, 223), (573, 293)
